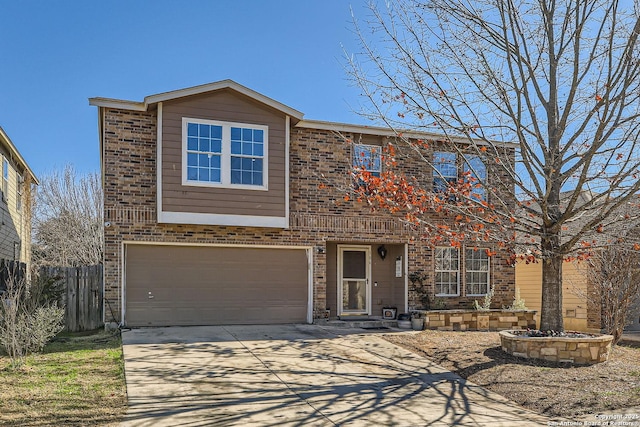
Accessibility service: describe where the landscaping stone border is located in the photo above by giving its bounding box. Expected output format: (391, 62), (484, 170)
(499, 330), (613, 364)
(417, 309), (537, 331)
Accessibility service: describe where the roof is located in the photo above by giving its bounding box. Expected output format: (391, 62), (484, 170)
(0, 126), (39, 185)
(89, 79), (517, 148)
(89, 79), (305, 120)
(295, 119), (516, 147)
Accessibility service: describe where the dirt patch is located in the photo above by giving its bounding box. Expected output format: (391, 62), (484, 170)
(385, 330), (640, 418)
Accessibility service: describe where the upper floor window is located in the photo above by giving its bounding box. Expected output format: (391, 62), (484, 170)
(465, 248), (490, 296)
(463, 155), (487, 201)
(433, 151), (487, 201)
(433, 151), (457, 193)
(183, 118), (268, 190)
(13, 241), (20, 261)
(435, 247), (460, 296)
(353, 144), (382, 177)
(2, 158), (8, 201)
(16, 174), (23, 213)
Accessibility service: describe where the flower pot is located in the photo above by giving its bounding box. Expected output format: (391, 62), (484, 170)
(411, 318), (424, 331)
(397, 320), (411, 329)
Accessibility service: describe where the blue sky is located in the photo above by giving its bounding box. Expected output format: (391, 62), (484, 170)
(0, 1), (372, 178)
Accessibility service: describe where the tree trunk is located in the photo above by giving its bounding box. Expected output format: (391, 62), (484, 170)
(540, 235), (564, 331)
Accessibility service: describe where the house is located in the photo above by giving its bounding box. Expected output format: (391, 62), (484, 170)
(515, 191), (640, 333)
(89, 80), (516, 328)
(0, 127), (38, 271)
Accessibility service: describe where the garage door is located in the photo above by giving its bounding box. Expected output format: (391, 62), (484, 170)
(125, 245), (309, 327)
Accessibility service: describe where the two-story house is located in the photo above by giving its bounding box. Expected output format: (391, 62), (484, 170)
(89, 80), (515, 328)
(0, 127), (38, 271)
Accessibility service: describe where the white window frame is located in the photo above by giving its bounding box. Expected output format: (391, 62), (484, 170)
(2, 157), (8, 202)
(13, 241), (20, 261)
(465, 248), (490, 296)
(16, 174), (23, 213)
(434, 247), (460, 297)
(352, 144), (382, 176)
(181, 117), (268, 191)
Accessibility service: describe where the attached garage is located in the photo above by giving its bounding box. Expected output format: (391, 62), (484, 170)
(124, 244), (311, 327)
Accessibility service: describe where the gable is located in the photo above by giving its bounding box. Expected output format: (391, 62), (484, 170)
(158, 89), (290, 227)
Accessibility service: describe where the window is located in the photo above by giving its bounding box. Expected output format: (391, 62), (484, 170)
(353, 144), (382, 177)
(16, 174), (23, 213)
(13, 241), (20, 261)
(465, 248), (490, 296)
(183, 118), (267, 189)
(433, 151), (457, 192)
(230, 126), (264, 186)
(463, 155), (487, 201)
(186, 122), (222, 183)
(2, 158), (8, 201)
(435, 247), (460, 296)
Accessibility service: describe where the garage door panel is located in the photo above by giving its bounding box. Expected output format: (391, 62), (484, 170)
(125, 245), (309, 326)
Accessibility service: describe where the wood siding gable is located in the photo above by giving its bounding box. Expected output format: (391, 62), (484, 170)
(158, 89), (289, 227)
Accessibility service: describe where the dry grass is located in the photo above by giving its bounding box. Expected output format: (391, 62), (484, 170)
(0, 330), (127, 426)
(385, 330), (640, 418)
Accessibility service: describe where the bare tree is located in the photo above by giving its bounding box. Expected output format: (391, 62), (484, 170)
(346, 0), (640, 331)
(32, 165), (102, 267)
(575, 246), (640, 344)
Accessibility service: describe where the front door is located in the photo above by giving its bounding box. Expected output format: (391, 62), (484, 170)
(338, 245), (371, 316)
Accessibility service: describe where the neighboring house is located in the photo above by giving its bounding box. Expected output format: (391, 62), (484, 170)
(516, 260), (599, 332)
(0, 127), (38, 271)
(89, 80), (516, 328)
(515, 191), (640, 333)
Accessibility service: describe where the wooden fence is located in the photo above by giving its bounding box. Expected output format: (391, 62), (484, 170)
(40, 265), (103, 332)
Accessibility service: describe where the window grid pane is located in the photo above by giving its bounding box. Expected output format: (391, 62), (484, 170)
(463, 155), (487, 201)
(353, 144), (382, 176)
(433, 151), (457, 192)
(186, 123), (223, 183)
(435, 247), (459, 296)
(465, 249), (489, 295)
(230, 127), (265, 185)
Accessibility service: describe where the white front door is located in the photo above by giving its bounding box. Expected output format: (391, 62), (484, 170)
(338, 245), (371, 316)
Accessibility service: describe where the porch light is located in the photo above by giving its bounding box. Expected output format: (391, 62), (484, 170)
(377, 245), (388, 260)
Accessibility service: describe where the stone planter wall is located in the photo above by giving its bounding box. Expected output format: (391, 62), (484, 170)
(499, 330), (613, 364)
(417, 309), (537, 331)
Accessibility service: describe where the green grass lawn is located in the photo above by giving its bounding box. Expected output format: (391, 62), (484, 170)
(0, 330), (127, 426)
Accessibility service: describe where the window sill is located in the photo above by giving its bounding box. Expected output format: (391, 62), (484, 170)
(182, 180), (268, 192)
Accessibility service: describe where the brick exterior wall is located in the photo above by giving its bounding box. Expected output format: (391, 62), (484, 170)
(102, 107), (516, 324)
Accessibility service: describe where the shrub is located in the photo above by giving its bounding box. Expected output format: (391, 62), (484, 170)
(473, 286), (494, 311)
(508, 288), (528, 310)
(0, 276), (64, 368)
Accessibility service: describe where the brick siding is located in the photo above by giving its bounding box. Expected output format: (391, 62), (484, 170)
(102, 108), (515, 323)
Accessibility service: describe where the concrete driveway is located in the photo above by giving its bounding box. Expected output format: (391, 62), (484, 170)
(121, 324), (551, 426)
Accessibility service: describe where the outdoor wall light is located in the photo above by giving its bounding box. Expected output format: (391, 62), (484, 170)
(377, 245), (388, 260)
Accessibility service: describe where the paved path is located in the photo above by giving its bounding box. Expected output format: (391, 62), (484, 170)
(121, 324), (553, 426)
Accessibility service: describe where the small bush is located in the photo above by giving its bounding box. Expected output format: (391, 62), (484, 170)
(508, 288), (528, 310)
(0, 276), (64, 368)
(473, 286), (494, 311)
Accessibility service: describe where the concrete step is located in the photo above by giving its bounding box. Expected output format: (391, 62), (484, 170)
(320, 319), (400, 329)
